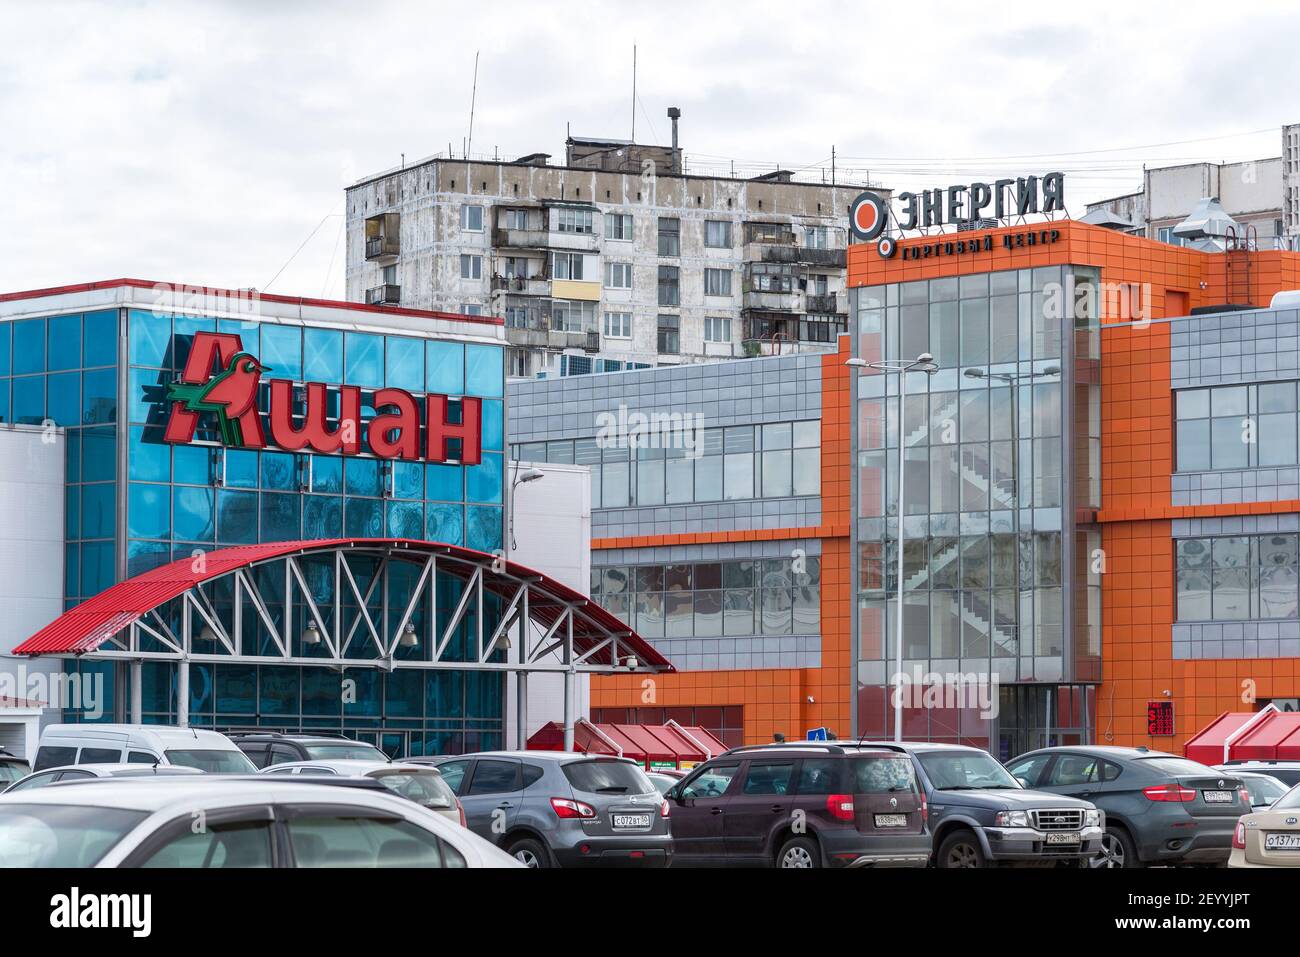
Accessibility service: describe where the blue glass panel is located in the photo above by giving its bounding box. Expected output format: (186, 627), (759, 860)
(466, 505), (503, 553)
(47, 314), (82, 372)
(214, 664), (257, 714)
(393, 461), (422, 500)
(188, 663), (212, 718)
(47, 372), (79, 426)
(82, 310), (118, 367)
(385, 670), (422, 717)
(65, 483), (81, 539)
(64, 544), (79, 598)
(425, 670), (464, 718)
(464, 344), (503, 398)
(12, 376), (43, 424)
(0, 380), (8, 424)
(386, 500), (424, 539)
(224, 449), (258, 488)
(344, 332), (383, 389)
(261, 325), (302, 381)
(261, 451), (297, 491)
(344, 497), (384, 537)
(302, 669), (342, 716)
(481, 399), (503, 451)
(466, 671), (502, 718)
(128, 366), (167, 425)
(425, 463), (462, 502)
(303, 495), (342, 538)
(426, 503), (463, 546)
(311, 455), (342, 493)
(174, 486), (215, 541)
(466, 452), (503, 504)
(343, 669), (380, 716)
(385, 336), (423, 392)
(173, 444), (213, 485)
(65, 429), (81, 483)
(0, 321), (10, 375)
(261, 492), (300, 542)
(259, 666), (299, 715)
(81, 484), (116, 539)
(81, 541), (115, 595)
(173, 315), (216, 371)
(129, 426), (170, 482)
(128, 309), (171, 368)
(426, 341), (464, 395)
(83, 368), (117, 425)
(81, 428), (116, 482)
(129, 483), (171, 540)
(344, 457), (381, 497)
(13, 318), (46, 374)
(127, 539), (171, 577)
(217, 489), (258, 544)
(304, 327), (343, 383)
(217, 318), (259, 355)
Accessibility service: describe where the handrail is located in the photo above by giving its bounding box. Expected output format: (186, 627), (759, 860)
(1222, 702), (1279, 764)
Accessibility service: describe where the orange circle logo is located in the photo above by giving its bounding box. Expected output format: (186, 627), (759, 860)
(850, 191), (888, 241)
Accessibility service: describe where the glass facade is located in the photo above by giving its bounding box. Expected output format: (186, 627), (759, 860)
(6, 305), (507, 749)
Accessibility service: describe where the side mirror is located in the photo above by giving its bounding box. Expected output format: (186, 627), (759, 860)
(1015, 777), (1031, 788)
(665, 785), (678, 801)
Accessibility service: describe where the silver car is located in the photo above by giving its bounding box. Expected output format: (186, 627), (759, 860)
(3, 763), (203, 793)
(260, 759), (463, 825)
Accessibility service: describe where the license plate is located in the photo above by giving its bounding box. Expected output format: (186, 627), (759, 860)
(612, 813), (651, 829)
(1203, 790), (1233, 804)
(1265, 832), (1300, 850)
(1045, 832), (1080, 845)
(874, 814), (907, 828)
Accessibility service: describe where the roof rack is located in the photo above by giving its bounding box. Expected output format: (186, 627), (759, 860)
(721, 741), (909, 757)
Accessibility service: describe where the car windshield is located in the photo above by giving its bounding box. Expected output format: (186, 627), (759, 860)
(1271, 784), (1300, 811)
(373, 771), (455, 809)
(0, 763), (26, 785)
(562, 760), (656, 795)
(164, 749), (256, 773)
(919, 752), (1019, 790)
(1244, 775), (1289, 807)
(304, 744), (388, 761)
(0, 805), (148, 867)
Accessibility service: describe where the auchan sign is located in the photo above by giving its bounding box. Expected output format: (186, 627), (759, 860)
(163, 332), (482, 465)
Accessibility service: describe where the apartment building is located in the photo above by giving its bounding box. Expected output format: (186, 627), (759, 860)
(345, 132), (870, 379)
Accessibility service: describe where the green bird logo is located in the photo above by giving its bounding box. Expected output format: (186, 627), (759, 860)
(166, 351), (270, 447)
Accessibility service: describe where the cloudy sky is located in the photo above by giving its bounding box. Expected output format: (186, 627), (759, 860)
(2, 0), (1297, 299)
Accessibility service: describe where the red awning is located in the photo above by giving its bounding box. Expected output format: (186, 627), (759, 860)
(1235, 712), (1300, 760)
(12, 538), (672, 671)
(1185, 709), (1300, 763)
(527, 720), (729, 767)
(1184, 712), (1256, 764)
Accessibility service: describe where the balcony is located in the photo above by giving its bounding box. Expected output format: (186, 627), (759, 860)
(748, 243), (847, 268)
(492, 275), (551, 296)
(743, 289), (798, 313)
(364, 213), (400, 262)
(805, 292), (846, 314)
(492, 226), (553, 250)
(365, 284), (401, 305)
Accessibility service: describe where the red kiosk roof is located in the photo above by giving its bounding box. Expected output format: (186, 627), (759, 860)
(1185, 709), (1300, 764)
(527, 720), (728, 766)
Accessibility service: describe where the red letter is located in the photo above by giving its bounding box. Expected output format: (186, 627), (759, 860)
(369, 388), (422, 460)
(268, 381), (362, 455)
(426, 395), (481, 465)
(164, 332), (264, 447)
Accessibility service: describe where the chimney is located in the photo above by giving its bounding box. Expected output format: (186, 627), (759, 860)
(667, 106), (681, 174)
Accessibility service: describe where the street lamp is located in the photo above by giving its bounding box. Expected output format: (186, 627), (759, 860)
(962, 365), (1060, 670)
(847, 352), (938, 742)
(508, 465), (546, 552)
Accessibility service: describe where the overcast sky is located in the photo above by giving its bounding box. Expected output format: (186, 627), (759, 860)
(2, 0), (1297, 300)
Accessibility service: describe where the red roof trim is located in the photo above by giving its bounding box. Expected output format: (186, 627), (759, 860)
(13, 538), (670, 670)
(0, 279), (503, 326)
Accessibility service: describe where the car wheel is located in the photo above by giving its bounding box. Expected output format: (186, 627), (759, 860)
(507, 837), (549, 868)
(1092, 827), (1142, 869)
(936, 830), (987, 869)
(776, 836), (820, 869)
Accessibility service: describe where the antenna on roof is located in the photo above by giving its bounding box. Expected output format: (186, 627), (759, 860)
(631, 43), (637, 142)
(466, 50), (480, 159)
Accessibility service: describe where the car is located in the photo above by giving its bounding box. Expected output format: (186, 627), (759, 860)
(0, 750), (29, 789)
(1216, 768), (1291, 810)
(4, 763), (203, 793)
(846, 741), (1103, 869)
(260, 759), (464, 825)
(0, 777), (521, 868)
(647, 772), (682, 795)
(226, 732), (390, 768)
(1229, 782), (1300, 867)
(433, 751), (672, 868)
(1006, 746), (1248, 868)
(33, 724), (256, 773)
(666, 742), (930, 868)
(1216, 760), (1300, 788)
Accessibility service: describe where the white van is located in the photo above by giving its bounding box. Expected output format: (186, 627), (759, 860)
(33, 725), (257, 774)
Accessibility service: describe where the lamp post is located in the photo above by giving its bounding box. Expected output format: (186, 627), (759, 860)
(962, 366), (1060, 669)
(847, 352), (938, 742)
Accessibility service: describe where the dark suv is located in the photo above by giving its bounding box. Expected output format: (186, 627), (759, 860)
(1006, 746), (1248, 868)
(228, 733), (389, 768)
(434, 751), (672, 868)
(665, 743), (930, 868)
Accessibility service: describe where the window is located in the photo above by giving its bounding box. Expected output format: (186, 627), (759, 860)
(459, 254), (483, 280)
(503, 256), (531, 279)
(460, 205), (484, 231)
(556, 207), (594, 234)
(562, 760), (656, 795)
(605, 261), (632, 289)
(436, 759), (470, 794)
(79, 748), (120, 764)
(681, 764), (739, 798)
(604, 311), (632, 339)
(657, 314), (680, 354)
(33, 746), (77, 772)
(139, 818), (274, 868)
(741, 762), (794, 795)
(606, 213), (633, 240)
(658, 217), (680, 257)
(550, 252), (584, 281)
(657, 266), (680, 306)
(128, 751), (158, 764)
(704, 268), (733, 297)
(704, 220), (732, 248)
(468, 759), (521, 794)
(1175, 382), (1299, 471)
(1046, 754), (1098, 786)
(286, 814), (451, 867)
(805, 225), (829, 249)
(1176, 534), (1299, 622)
(796, 759), (841, 795)
(461, 304), (483, 316)
(551, 299), (596, 333)
(704, 317), (731, 343)
(747, 262), (794, 292)
(504, 209), (528, 230)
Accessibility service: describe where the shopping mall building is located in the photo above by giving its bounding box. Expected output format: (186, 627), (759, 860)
(512, 212), (1300, 758)
(0, 280), (669, 757)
